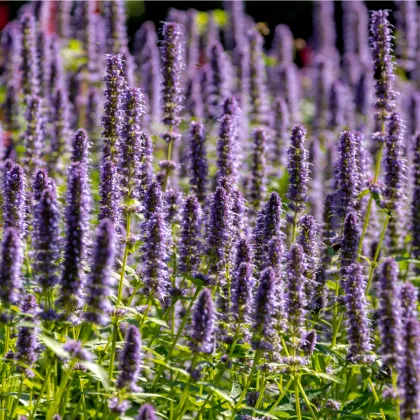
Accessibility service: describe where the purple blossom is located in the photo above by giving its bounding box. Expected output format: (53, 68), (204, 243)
(50, 87), (70, 166)
(343, 263), (372, 364)
(272, 24), (294, 64)
(395, 0), (417, 71)
(99, 158), (120, 229)
(139, 134), (154, 202)
(300, 330), (317, 356)
(400, 282), (418, 322)
(20, 13), (39, 97)
(3, 82), (21, 133)
(273, 97), (290, 167)
(0, 228), (23, 306)
(137, 404), (156, 420)
(313, 0), (336, 50)
(109, 398), (131, 416)
(142, 181), (165, 222)
(84, 219), (116, 325)
(249, 128), (267, 210)
(104, 0), (129, 55)
(117, 325), (142, 391)
(23, 95), (43, 173)
(71, 129), (89, 166)
(64, 341), (92, 362)
(189, 288), (215, 354)
(216, 115), (238, 185)
(287, 125), (310, 214)
(188, 121), (208, 203)
(340, 211), (360, 270)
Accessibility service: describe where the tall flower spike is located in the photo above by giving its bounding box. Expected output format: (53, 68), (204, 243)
(188, 121), (208, 203)
(286, 245), (307, 342)
(333, 131), (359, 217)
(248, 29), (270, 126)
(395, 0), (417, 71)
(206, 186), (232, 284)
(84, 219), (116, 325)
(252, 267), (278, 351)
(313, 0), (336, 51)
(340, 211), (360, 270)
(272, 24), (294, 64)
(38, 31), (51, 100)
(120, 87), (145, 204)
(0, 228), (23, 306)
(117, 325), (142, 391)
(369, 10), (396, 135)
(249, 128), (267, 210)
(273, 97), (290, 167)
(216, 114), (237, 185)
(179, 196), (202, 275)
(34, 185), (61, 292)
(138, 134), (154, 202)
(99, 158), (120, 229)
(58, 163), (90, 314)
(32, 169), (52, 201)
(377, 258), (403, 370)
(328, 81), (346, 130)
(160, 22), (184, 130)
(102, 54), (125, 164)
(400, 318), (420, 419)
(287, 125), (310, 214)
(400, 282), (418, 322)
(343, 263), (372, 363)
(142, 181), (165, 222)
(137, 404), (156, 420)
(189, 288), (215, 354)
(20, 13), (39, 97)
(4, 82), (21, 134)
(313, 58), (332, 133)
(71, 129), (89, 166)
(141, 213), (169, 300)
(382, 112), (407, 214)
(104, 0), (129, 55)
(3, 162), (26, 235)
(23, 95), (43, 174)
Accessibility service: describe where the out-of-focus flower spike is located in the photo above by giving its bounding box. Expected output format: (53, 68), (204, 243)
(71, 129), (89, 166)
(313, 1), (336, 51)
(137, 404), (156, 420)
(400, 282), (418, 322)
(216, 115), (238, 185)
(20, 13), (39, 97)
(273, 97), (289, 168)
(249, 127), (267, 210)
(395, 0), (417, 71)
(139, 134), (154, 202)
(104, 0), (129, 55)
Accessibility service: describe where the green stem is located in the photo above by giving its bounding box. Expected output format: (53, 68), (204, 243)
(10, 376), (23, 419)
(268, 376), (293, 414)
(392, 371), (400, 420)
(341, 366), (356, 407)
(139, 297), (152, 331)
(162, 130), (174, 192)
(46, 364), (73, 420)
(367, 377), (386, 420)
(117, 214), (131, 306)
(296, 376), (317, 420)
(175, 354), (198, 419)
(294, 376), (302, 420)
(108, 323), (119, 381)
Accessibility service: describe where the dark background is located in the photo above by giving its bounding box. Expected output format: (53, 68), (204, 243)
(0, 1), (401, 51)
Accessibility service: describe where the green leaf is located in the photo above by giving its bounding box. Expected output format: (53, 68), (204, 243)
(131, 393), (175, 402)
(81, 361), (110, 390)
(301, 368), (344, 384)
(152, 359), (189, 377)
(198, 382), (234, 405)
(146, 317), (169, 328)
(39, 335), (68, 359)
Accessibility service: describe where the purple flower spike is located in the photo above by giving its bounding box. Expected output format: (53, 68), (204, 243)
(117, 325), (142, 391)
(160, 22), (184, 129)
(383, 112), (407, 214)
(84, 219), (116, 326)
(313, 1), (336, 51)
(216, 115), (238, 185)
(139, 134), (154, 202)
(0, 228), (23, 306)
(137, 404), (156, 420)
(340, 211), (360, 270)
(23, 95), (43, 173)
(400, 282), (418, 322)
(369, 10), (396, 134)
(58, 163), (90, 314)
(102, 54), (125, 164)
(104, 0), (129, 55)
(287, 125), (310, 214)
(179, 195), (202, 275)
(377, 258), (403, 370)
(300, 330), (317, 356)
(189, 288), (215, 354)
(4, 82), (21, 133)
(3, 162), (26, 236)
(188, 121), (208, 203)
(143, 181), (165, 222)
(99, 158), (120, 229)
(286, 245), (307, 341)
(343, 263), (372, 364)
(249, 128), (268, 210)
(20, 13), (39, 97)
(252, 267), (278, 351)
(273, 97), (290, 167)
(71, 129), (89, 166)
(400, 318), (420, 419)
(272, 24), (294, 64)
(34, 185), (61, 291)
(141, 213), (169, 300)
(32, 169), (52, 201)
(395, 1), (417, 71)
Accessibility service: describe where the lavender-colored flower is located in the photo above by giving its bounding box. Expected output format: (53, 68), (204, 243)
(287, 125), (310, 214)
(216, 115), (238, 185)
(86, 87), (101, 150)
(188, 121), (208, 203)
(32, 169), (52, 201)
(3, 82), (21, 133)
(3, 162), (26, 235)
(343, 263), (372, 363)
(23, 95), (43, 173)
(20, 13), (39, 97)
(400, 318), (420, 419)
(165, 188), (181, 226)
(272, 24), (294, 64)
(16, 322), (38, 367)
(0, 228), (23, 306)
(355, 71), (373, 118)
(248, 29), (270, 126)
(252, 267), (278, 351)
(370, 10), (396, 133)
(340, 211), (360, 270)
(377, 258), (403, 369)
(117, 325), (142, 391)
(179, 195), (202, 275)
(189, 288), (215, 354)
(71, 129), (89, 166)
(206, 186), (232, 283)
(1, 22), (22, 88)
(277, 63), (300, 123)
(108, 398), (131, 416)
(233, 44), (250, 117)
(333, 131), (359, 217)
(64, 341), (92, 361)
(400, 282), (418, 322)
(103, 0), (129, 55)
(300, 330), (317, 356)
(273, 97), (289, 167)
(34, 185), (61, 291)
(186, 72), (204, 119)
(57, 1), (71, 39)
(142, 181), (165, 222)
(231, 188), (246, 239)
(137, 404), (156, 420)
(328, 81), (346, 130)
(99, 157), (120, 231)
(207, 42), (230, 119)
(58, 163), (90, 313)
(382, 112), (407, 214)
(313, 267), (327, 313)
(50, 87), (70, 168)
(160, 22), (184, 128)
(49, 35), (65, 97)
(234, 238), (253, 270)
(102, 54), (125, 164)
(84, 219), (116, 325)
(139, 134), (154, 202)
(313, 1), (336, 51)
(141, 213), (169, 300)
(38, 31), (51, 100)
(120, 87), (145, 204)
(313, 58), (333, 133)
(231, 262), (254, 341)
(249, 128), (267, 210)
(286, 245), (307, 341)
(395, 0), (417, 71)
